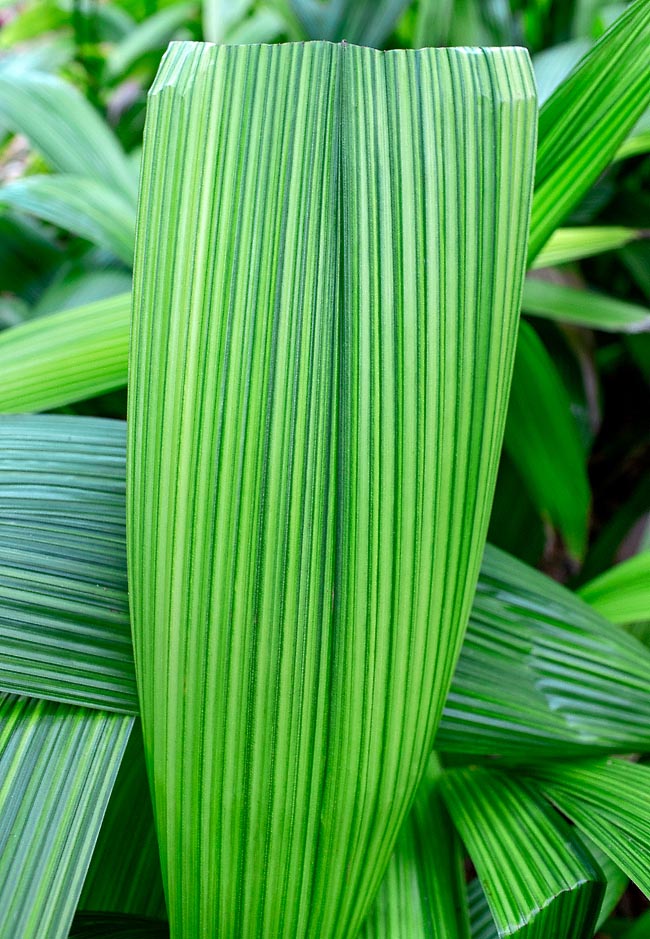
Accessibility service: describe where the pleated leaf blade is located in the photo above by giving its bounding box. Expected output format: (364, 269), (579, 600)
(0, 693), (132, 939)
(128, 40), (536, 939)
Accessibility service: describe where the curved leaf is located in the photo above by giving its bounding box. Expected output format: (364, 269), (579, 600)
(529, 0), (650, 262)
(531, 226), (644, 269)
(0, 693), (131, 939)
(438, 545), (650, 759)
(0, 70), (136, 201)
(0, 177), (135, 265)
(523, 278), (650, 333)
(0, 293), (130, 414)
(579, 552), (650, 624)
(441, 767), (604, 939)
(533, 758), (650, 898)
(128, 40), (536, 939)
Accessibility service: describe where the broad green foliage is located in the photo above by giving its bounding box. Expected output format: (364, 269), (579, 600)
(0, 2), (649, 938)
(128, 40), (536, 938)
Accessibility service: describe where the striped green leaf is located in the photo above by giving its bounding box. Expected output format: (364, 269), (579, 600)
(531, 226), (645, 269)
(529, 0), (650, 263)
(0, 177), (135, 265)
(504, 321), (590, 559)
(361, 755), (470, 939)
(3, 421), (648, 765)
(0, 416), (135, 711)
(0, 70), (136, 201)
(128, 40), (536, 939)
(579, 552), (650, 624)
(533, 758), (650, 897)
(523, 278), (650, 333)
(80, 723), (166, 919)
(0, 693), (132, 939)
(441, 767), (604, 939)
(438, 545), (650, 759)
(0, 293), (130, 413)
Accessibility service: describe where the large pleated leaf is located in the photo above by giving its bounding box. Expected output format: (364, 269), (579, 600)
(438, 545), (650, 758)
(0, 293), (130, 414)
(532, 758), (650, 897)
(80, 723), (166, 919)
(0, 416), (135, 710)
(0, 176), (135, 265)
(441, 767), (604, 939)
(0, 69), (136, 201)
(128, 40), (536, 939)
(579, 552), (650, 625)
(0, 693), (132, 939)
(361, 756), (470, 939)
(522, 278), (650, 333)
(504, 320), (590, 559)
(529, 0), (650, 263)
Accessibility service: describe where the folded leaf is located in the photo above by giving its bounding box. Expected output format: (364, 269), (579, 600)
(0, 70), (136, 201)
(361, 755), (470, 939)
(441, 767), (604, 939)
(438, 545), (650, 759)
(504, 320), (590, 559)
(0, 177), (135, 265)
(0, 293), (130, 413)
(523, 278), (650, 333)
(0, 693), (131, 939)
(128, 40), (536, 939)
(579, 552), (650, 624)
(529, 0), (650, 262)
(532, 758), (650, 898)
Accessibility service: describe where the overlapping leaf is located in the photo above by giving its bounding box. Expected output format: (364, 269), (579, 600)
(441, 767), (604, 938)
(579, 552), (650, 625)
(438, 546), (650, 759)
(0, 693), (131, 939)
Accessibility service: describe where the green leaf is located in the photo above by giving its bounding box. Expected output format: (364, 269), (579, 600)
(128, 40), (536, 938)
(522, 277), (650, 333)
(0, 693), (132, 939)
(106, 4), (197, 79)
(288, 0), (410, 45)
(437, 545), (650, 759)
(0, 293), (130, 413)
(80, 723), (166, 918)
(202, 0), (253, 41)
(504, 320), (590, 559)
(361, 755), (470, 939)
(441, 766), (604, 939)
(32, 269), (134, 318)
(529, 0), (650, 263)
(467, 880), (498, 939)
(578, 552), (650, 624)
(0, 176), (135, 265)
(0, 415), (135, 711)
(413, 0), (455, 47)
(0, 70), (136, 202)
(531, 226), (645, 269)
(532, 758), (650, 898)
